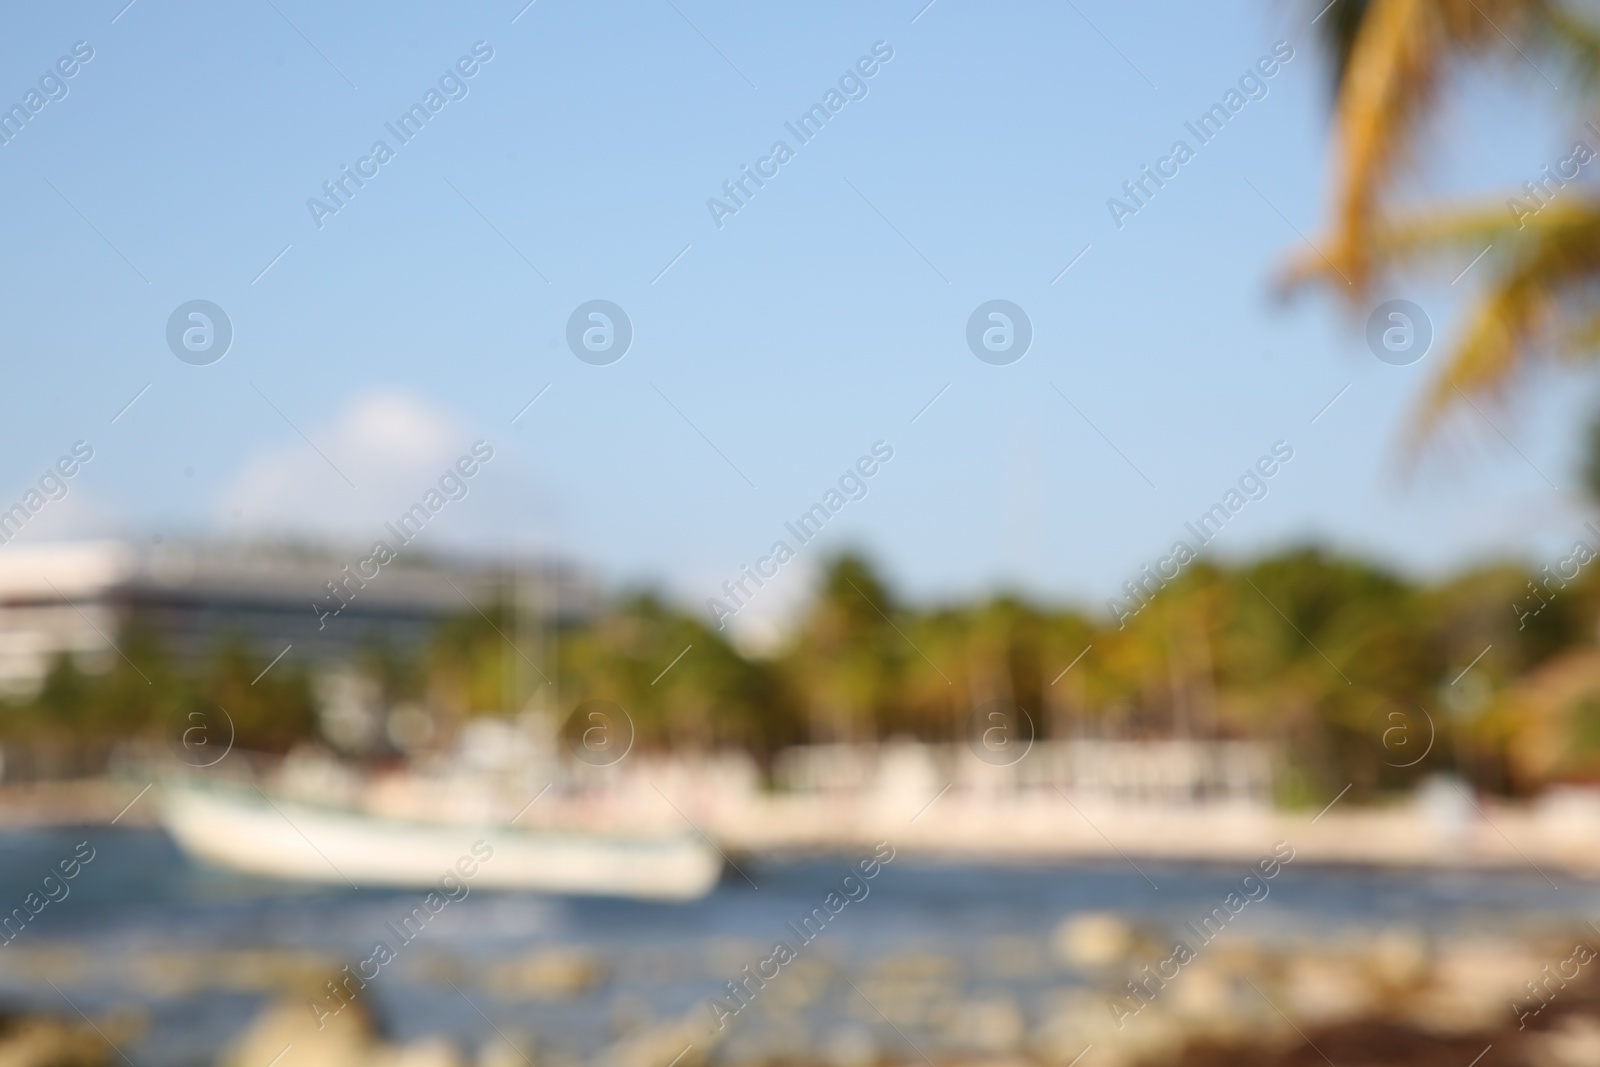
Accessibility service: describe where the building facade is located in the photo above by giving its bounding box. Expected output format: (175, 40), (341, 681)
(0, 539), (591, 694)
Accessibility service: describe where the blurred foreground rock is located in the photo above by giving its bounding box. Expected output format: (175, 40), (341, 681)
(0, 1015), (107, 1067)
(16, 918), (1600, 1067)
(217, 998), (466, 1067)
(1098, 928), (1600, 1067)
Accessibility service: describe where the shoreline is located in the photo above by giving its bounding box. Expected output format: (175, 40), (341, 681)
(6, 779), (1598, 879)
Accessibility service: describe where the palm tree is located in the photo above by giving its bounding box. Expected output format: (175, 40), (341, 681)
(780, 554), (905, 743)
(1284, 0), (1600, 440)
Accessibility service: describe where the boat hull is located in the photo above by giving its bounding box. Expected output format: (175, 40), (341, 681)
(157, 783), (723, 901)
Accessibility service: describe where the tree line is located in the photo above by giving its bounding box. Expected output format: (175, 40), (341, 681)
(3, 544), (1597, 804)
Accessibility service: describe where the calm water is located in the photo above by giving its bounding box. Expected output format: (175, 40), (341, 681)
(0, 827), (1594, 1065)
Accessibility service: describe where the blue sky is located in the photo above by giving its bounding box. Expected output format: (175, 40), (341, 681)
(0, 0), (1591, 637)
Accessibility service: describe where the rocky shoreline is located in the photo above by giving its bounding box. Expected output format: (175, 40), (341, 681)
(3, 917), (1597, 1066)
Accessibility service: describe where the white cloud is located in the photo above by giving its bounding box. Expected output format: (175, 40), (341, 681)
(0, 486), (121, 546)
(220, 391), (497, 545)
(690, 553), (820, 656)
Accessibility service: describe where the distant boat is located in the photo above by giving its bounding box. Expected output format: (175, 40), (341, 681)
(157, 779), (723, 901)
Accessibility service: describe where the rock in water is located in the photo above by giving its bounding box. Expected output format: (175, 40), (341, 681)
(217, 997), (465, 1067)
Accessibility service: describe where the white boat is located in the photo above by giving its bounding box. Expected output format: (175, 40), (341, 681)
(157, 779), (724, 901)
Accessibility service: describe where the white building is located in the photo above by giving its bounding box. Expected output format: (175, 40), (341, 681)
(0, 539), (591, 694)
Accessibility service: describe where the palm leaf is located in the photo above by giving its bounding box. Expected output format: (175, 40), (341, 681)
(1305, 0), (1595, 290)
(1410, 202), (1600, 438)
(1282, 192), (1600, 442)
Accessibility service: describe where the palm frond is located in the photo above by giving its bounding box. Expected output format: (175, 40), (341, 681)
(1326, 0), (1453, 287)
(1317, 0), (1375, 96)
(1408, 202), (1600, 440)
(1308, 0), (1588, 291)
(1281, 195), (1600, 288)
